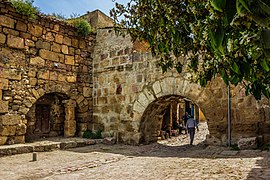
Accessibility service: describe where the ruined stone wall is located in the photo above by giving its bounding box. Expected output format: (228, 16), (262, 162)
(93, 28), (270, 145)
(0, 1), (94, 145)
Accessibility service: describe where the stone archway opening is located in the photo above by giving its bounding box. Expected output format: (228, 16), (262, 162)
(25, 93), (72, 142)
(139, 95), (209, 144)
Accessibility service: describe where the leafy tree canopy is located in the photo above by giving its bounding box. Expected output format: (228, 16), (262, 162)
(111, 0), (270, 100)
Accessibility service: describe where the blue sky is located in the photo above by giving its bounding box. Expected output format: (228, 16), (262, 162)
(33, 0), (129, 18)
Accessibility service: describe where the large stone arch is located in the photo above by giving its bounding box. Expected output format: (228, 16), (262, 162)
(128, 76), (229, 145)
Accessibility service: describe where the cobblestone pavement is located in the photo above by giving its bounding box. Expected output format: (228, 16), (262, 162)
(0, 122), (269, 180)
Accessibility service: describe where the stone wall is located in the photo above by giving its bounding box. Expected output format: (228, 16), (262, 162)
(93, 28), (270, 145)
(0, 1), (94, 145)
(1, 0), (270, 147)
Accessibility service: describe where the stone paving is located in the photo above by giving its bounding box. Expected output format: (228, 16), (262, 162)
(0, 122), (269, 180)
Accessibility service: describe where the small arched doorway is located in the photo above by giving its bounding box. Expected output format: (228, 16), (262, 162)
(139, 95), (208, 144)
(25, 93), (71, 142)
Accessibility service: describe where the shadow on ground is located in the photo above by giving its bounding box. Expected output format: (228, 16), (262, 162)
(65, 140), (270, 179)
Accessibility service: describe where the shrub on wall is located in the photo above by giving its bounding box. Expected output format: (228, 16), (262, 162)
(82, 130), (102, 139)
(68, 18), (92, 37)
(9, 0), (39, 20)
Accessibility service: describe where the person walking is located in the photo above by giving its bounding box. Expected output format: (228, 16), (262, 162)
(186, 116), (199, 145)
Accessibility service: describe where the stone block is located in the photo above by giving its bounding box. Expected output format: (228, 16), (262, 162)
(67, 75), (76, 83)
(2, 69), (22, 80)
(7, 35), (24, 49)
(152, 81), (162, 95)
(14, 135), (25, 144)
(25, 39), (35, 47)
(29, 78), (37, 86)
(0, 125), (16, 136)
(58, 74), (66, 82)
(133, 101), (145, 113)
(103, 137), (116, 145)
(61, 45), (69, 54)
(238, 137), (257, 150)
(30, 57), (45, 66)
(65, 55), (75, 65)
(28, 68), (37, 77)
(0, 136), (7, 145)
(36, 40), (50, 50)
(51, 43), (61, 53)
(37, 71), (49, 80)
(39, 49), (59, 62)
(16, 21), (27, 32)
(0, 78), (8, 90)
(77, 123), (88, 132)
(137, 92), (150, 108)
(45, 32), (54, 41)
(0, 101), (8, 113)
(76, 95), (84, 105)
(83, 87), (91, 97)
(60, 141), (77, 149)
(0, 33), (6, 44)
(0, 114), (21, 126)
(0, 90), (2, 99)
(18, 106), (29, 115)
(49, 71), (58, 81)
(3, 28), (19, 36)
(16, 123), (27, 135)
(71, 38), (78, 47)
(54, 24), (60, 32)
(55, 34), (63, 44)
(63, 37), (71, 46)
(0, 15), (15, 28)
(64, 120), (76, 137)
(28, 24), (43, 37)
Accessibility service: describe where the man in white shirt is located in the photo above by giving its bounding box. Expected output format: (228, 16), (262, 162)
(186, 116), (199, 145)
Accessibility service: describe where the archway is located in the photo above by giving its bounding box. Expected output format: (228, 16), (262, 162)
(25, 92), (75, 142)
(139, 95), (208, 144)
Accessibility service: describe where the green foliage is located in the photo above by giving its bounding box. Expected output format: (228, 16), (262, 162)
(260, 143), (270, 151)
(49, 12), (66, 20)
(111, 0), (270, 100)
(68, 18), (92, 37)
(230, 144), (240, 151)
(9, 0), (39, 20)
(82, 130), (102, 139)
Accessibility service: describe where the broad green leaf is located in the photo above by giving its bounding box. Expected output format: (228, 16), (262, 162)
(220, 68), (228, 85)
(236, 0), (251, 13)
(216, 26), (225, 54)
(210, 0), (226, 12)
(230, 74), (240, 85)
(232, 62), (240, 74)
(260, 59), (270, 72)
(208, 26), (225, 54)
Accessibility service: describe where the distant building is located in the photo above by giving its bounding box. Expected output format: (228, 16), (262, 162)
(80, 10), (114, 30)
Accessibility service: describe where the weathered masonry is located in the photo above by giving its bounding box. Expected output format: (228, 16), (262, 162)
(0, 1), (93, 145)
(1, 1), (270, 146)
